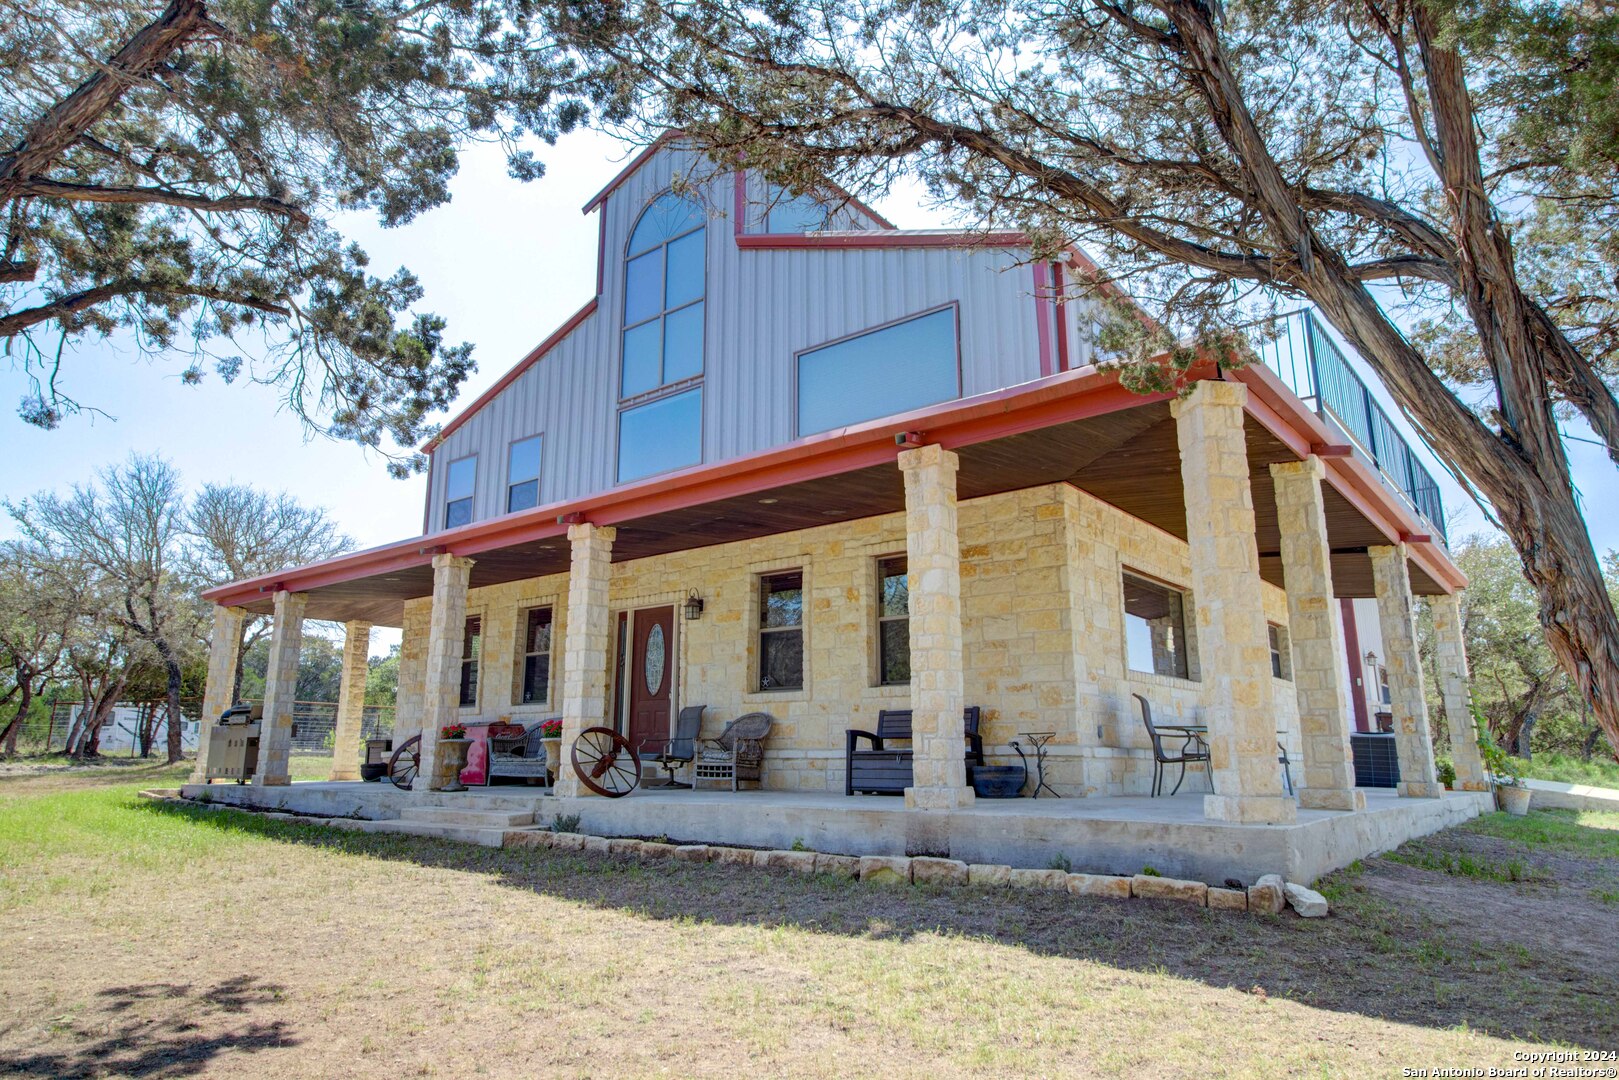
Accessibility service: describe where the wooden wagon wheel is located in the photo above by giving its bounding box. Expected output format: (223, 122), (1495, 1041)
(388, 734), (422, 791)
(570, 726), (642, 798)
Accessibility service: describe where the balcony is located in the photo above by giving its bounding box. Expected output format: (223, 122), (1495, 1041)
(1250, 310), (1448, 544)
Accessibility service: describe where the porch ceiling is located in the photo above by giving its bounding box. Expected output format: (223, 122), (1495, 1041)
(238, 395), (1441, 627)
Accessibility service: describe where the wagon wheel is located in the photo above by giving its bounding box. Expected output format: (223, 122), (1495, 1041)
(388, 734), (421, 791)
(571, 726), (642, 798)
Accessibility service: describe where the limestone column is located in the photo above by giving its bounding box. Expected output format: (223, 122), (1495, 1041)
(899, 443), (974, 810)
(1171, 381), (1295, 824)
(1430, 592), (1490, 791)
(554, 524), (615, 798)
(1269, 458), (1365, 812)
(192, 604), (246, 784)
(415, 554), (474, 795)
(254, 590), (307, 787)
(329, 620), (373, 781)
(1369, 544), (1444, 797)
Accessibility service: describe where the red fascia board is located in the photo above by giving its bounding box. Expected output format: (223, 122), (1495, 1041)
(581, 131), (681, 215)
(421, 299), (599, 453)
(736, 230), (1030, 251)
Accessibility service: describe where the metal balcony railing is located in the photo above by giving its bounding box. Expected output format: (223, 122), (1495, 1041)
(1248, 310), (1448, 544)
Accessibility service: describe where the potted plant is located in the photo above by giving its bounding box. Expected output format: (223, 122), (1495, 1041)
(539, 718), (564, 781)
(1475, 709), (1531, 816)
(434, 723), (472, 791)
(441, 723), (468, 741)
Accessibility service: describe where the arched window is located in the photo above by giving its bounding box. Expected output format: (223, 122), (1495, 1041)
(618, 192), (706, 482)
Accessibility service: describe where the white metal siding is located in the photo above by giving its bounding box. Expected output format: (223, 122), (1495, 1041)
(424, 145), (1075, 533)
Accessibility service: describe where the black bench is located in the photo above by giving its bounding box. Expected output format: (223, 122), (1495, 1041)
(845, 706), (985, 796)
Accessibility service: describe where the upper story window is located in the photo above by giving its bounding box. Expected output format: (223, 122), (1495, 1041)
(618, 193), (706, 483)
(797, 306), (961, 436)
(507, 435), (542, 513)
(622, 192), (705, 398)
(759, 185), (829, 233)
(444, 456), (476, 529)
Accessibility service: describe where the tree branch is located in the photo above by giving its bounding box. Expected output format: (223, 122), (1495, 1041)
(0, 278), (291, 338)
(15, 178), (311, 226)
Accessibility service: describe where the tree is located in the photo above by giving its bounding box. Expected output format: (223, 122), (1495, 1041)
(7, 453), (203, 763)
(365, 646), (400, 707)
(1, 0), (590, 470)
(0, 542), (79, 755)
(186, 483), (353, 699)
(550, 0), (1619, 753)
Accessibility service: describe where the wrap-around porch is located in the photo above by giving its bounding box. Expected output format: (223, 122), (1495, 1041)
(195, 365), (1490, 878)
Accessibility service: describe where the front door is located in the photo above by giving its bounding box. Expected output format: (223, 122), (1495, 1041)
(626, 606), (674, 751)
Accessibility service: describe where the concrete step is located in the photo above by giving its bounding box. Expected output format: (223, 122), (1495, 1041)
(365, 819), (508, 847)
(398, 806), (536, 828)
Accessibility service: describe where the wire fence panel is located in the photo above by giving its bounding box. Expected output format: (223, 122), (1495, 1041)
(31, 699), (395, 757)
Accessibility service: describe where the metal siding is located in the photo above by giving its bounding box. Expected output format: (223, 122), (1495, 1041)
(422, 144), (1085, 534)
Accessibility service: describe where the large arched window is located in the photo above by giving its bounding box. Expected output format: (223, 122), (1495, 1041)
(618, 192), (705, 482)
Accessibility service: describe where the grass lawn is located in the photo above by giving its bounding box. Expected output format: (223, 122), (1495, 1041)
(2, 767), (1617, 1078)
(1522, 751), (1619, 790)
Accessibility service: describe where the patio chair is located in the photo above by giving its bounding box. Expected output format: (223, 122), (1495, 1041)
(692, 712), (774, 791)
(487, 720), (552, 785)
(639, 704), (706, 788)
(1134, 694), (1212, 797)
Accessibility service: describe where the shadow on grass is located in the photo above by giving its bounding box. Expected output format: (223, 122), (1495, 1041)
(137, 797), (1618, 1049)
(1, 975), (295, 1078)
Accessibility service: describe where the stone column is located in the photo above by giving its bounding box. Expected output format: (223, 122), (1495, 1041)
(554, 524), (615, 798)
(329, 620), (373, 781)
(1269, 457), (1365, 812)
(415, 554), (474, 795)
(899, 444), (975, 810)
(1369, 544), (1444, 797)
(1430, 592), (1490, 791)
(1171, 381), (1295, 824)
(254, 590), (307, 787)
(192, 604), (246, 784)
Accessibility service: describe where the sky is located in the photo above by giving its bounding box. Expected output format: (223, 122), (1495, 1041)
(2, 127), (1615, 658)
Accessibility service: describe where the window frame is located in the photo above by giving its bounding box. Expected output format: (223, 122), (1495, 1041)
(505, 434), (543, 515)
(1121, 569), (1195, 682)
(443, 454), (477, 530)
(1267, 623), (1293, 681)
(792, 303), (963, 438)
(517, 605), (554, 706)
(756, 569), (805, 693)
(875, 554), (910, 686)
(619, 191), (708, 404)
(458, 615), (482, 708)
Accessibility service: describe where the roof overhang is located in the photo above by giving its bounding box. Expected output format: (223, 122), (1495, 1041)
(205, 362), (1464, 626)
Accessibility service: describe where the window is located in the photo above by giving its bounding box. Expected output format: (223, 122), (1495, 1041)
(617, 387), (702, 483)
(1268, 624), (1292, 680)
(621, 192), (705, 398)
(1378, 665), (1392, 706)
(458, 616), (482, 707)
(519, 607), (553, 704)
(876, 556), (910, 685)
(1123, 572), (1192, 680)
(444, 456), (476, 529)
(506, 436), (542, 513)
(797, 307), (960, 435)
(758, 571), (804, 691)
(761, 185), (828, 233)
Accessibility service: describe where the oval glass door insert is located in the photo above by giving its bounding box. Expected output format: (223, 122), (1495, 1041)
(644, 623), (667, 694)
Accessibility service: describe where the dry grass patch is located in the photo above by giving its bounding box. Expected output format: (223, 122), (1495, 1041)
(0, 772), (1613, 1078)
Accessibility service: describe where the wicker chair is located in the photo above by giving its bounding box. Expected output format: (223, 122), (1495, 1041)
(692, 712), (774, 791)
(487, 721), (553, 785)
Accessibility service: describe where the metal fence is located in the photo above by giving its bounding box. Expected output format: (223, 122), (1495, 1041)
(1248, 309), (1448, 543)
(37, 698), (394, 756)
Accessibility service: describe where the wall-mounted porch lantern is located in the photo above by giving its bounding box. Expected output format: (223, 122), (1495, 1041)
(684, 589), (705, 621)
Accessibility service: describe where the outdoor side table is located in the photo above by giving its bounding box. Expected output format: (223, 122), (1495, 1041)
(1011, 731), (1060, 798)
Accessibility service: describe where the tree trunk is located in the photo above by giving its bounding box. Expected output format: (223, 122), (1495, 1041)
(0, 681), (33, 756)
(159, 641), (184, 765)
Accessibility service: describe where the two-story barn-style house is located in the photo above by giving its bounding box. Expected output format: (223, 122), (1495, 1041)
(192, 138), (1493, 881)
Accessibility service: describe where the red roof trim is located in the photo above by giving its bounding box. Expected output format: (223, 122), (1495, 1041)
(422, 298), (598, 453)
(581, 131), (681, 215)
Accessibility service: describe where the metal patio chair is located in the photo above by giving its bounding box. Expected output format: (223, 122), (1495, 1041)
(639, 704), (706, 788)
(1135, 694), (1212, 797)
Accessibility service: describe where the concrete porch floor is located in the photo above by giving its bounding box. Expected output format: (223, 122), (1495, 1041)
(180, 778), (1493, 885)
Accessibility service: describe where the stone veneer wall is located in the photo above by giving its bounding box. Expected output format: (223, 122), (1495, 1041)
(390, 482), (1301, 796)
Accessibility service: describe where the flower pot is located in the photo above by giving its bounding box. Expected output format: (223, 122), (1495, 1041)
(433, 738), (472, 792)
(1495, 784), (1532, 816)
(972, 765), (1027, 799)
(541, 738), (563, 784)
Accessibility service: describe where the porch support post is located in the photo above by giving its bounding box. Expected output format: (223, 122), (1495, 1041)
(416, 554), (474, 795)
(1369, 544), (1444, 797)
(191, 604), (246, 784)
(1269, 457), (1365, 811)
(1430, 592), (1490, 791)
(1171, 381), (1295, 824)
(899, 443), (974, 810)
(254, 590), (307, 787)
(329, 620), (373, 781)
(554, 523), (615, 798)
